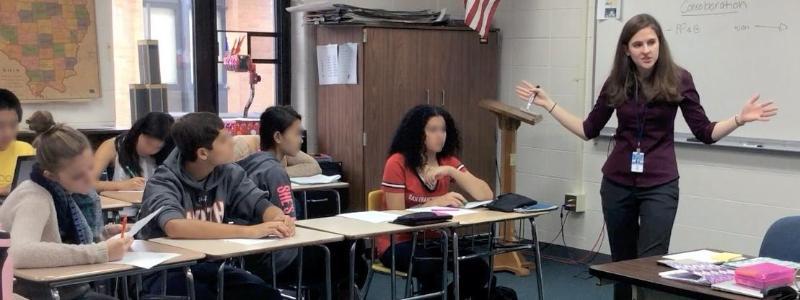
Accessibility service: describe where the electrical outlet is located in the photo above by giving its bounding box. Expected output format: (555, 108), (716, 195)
(564, 193), (586, 213)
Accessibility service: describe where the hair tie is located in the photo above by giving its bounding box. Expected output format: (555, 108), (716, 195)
(43, 124), (59, 135)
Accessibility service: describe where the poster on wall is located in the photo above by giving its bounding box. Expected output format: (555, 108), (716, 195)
(597, 0), (622, 20)
(0, 0), (101, 101)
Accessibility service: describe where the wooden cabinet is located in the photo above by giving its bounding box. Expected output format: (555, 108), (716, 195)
(317, 25), (499, 211)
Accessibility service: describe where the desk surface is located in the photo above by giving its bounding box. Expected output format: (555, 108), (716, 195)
(14, 240), (204, 283)
(150, 227), (344, 260)
(589, 254), (758, 300)
(296, 214), (457, 239)
(291, 181), (349, 192)
(100, 191), (143, 204)
(448, 208), (552, 226)
(100, 196), (133, 211)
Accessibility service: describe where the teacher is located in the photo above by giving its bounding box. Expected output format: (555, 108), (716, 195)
(515, 14), (778, 299)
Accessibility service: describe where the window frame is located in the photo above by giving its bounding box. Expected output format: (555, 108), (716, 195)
(194, 0), (291, 115)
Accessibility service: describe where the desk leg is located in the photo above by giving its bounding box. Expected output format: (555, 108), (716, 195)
(349, 240), (357, 300)
(303, 191), (309, 220)
(217, 262), (225, 300)
(136, 274), (143, 298)
(334, 190), (342, 215)
(405, 232), (418, 298)
(122, 276), (130, 300)
(390, 233), (396, 300)
(297, 247), (304, 300)
(438, 229), (449, 300)
(486, 223), (497, 300)
(529, 218), (544, 300)
(271, 254), (277, 288)
(186, 267), (196, 300)
(161, 270), (168, 296)
(315, 245), (332, 300)
(50, 288), (61, 300)
(452, 230), (460, 300)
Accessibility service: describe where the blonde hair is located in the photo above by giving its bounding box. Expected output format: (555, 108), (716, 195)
(26, 111), (91, 172)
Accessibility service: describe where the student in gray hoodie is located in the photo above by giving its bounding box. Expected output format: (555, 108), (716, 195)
(239, 106), (366, 295)
(138, 112), (294, 300)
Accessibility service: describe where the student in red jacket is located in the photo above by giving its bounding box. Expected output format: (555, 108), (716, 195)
(381, 104), (494, 299)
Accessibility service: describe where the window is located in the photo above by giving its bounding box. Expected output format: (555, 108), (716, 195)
(214, 0), (290, 118)
(113, 0), (288, 120)
(144, 1), (196, 113)
(111, 0), (196, 125)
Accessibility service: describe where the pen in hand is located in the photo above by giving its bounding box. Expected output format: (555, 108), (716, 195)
(120, 215), (127, 239)
(525, 85), (541, 111)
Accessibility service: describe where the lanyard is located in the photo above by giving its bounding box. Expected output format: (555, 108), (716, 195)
(635, 80), (647, 151)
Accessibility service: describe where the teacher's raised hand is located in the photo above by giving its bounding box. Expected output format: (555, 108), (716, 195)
(738, 94), (778, 123)
(515, 80), (553, 109)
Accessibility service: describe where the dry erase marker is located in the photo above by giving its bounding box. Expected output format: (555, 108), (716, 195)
(525, 85), (541, 110)
(120, 215), (128, 239)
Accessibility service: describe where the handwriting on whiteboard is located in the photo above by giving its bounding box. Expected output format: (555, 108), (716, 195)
(680, 0), (749, 17)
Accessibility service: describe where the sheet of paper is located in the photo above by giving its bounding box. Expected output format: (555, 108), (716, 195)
(339, 43), (358, 84)
(663, 250), (721, 264)
(464, 200), (493, 209)
(128, 207), (164, 237)
(290, 174), (342, 185)
(109, 252), (179, 269)
(316, 43), (358, 85)
(317, 44), (338, 85)
(224, 239), (278, 246)
(711, 280), (763, 298)
(407, 207), (478, 216)
(710, 252), (743, 263)
(338, 211), (398, 223)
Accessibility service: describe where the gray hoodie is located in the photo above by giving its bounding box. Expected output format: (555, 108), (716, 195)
(137, 150), (273, 240)
(237, 151), (297, 218)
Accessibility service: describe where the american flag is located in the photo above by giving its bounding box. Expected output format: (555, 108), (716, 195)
(464, 0), (501, 39)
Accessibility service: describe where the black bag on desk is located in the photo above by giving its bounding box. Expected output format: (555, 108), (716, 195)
(391, 212), (452, 226)
(486, 193), (537, 212)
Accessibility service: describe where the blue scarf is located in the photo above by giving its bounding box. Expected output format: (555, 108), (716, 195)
(29, 164), (103, 245)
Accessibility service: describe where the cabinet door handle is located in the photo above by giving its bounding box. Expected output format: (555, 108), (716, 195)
(440, 89), (446, 106)
(426, 89), (431, 104)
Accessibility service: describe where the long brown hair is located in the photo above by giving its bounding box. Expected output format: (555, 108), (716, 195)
(605, 14), (682, 107)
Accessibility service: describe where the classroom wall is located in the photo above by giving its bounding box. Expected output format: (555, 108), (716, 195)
(19, 0), (117, 128)
(491, 0), (800, 257)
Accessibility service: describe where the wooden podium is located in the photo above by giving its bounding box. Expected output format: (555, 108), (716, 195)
(479, 100), (543, 276)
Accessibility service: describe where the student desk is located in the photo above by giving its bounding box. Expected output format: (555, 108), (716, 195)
(445, 208), (553, 300)
(100, 196), (133, 223)
(151, 227), (344, 300)
(297, 215), (458, 300)
(589, 252), (766, 300)
(100, 191), (144, 205)
(100, 191), (144, 206)
(14, 240), (204, 300)
(291, 181), (349, 219)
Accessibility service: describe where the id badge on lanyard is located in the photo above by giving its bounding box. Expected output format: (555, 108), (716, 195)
(631, 84), (646, 174)
(631, 149), (644, 173)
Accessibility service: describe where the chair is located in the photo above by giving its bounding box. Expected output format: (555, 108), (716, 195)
(363, 190), (416, 298)
(759, 216), (800, 262)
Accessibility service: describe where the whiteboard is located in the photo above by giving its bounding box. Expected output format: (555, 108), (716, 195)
(592, 0), (800, 143)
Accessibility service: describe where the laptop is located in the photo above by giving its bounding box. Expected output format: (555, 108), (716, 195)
(11, 155), (36, 191)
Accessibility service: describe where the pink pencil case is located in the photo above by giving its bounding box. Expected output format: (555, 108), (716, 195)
(734, 262), (795, 290)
